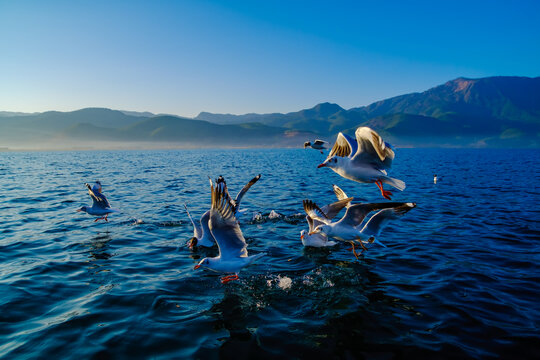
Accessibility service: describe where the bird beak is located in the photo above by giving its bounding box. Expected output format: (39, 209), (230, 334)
(300, 234), (305, 240)
(76, 209), (82, 212)
(194, 264), (201, 270)
(317, 163), (326, 168)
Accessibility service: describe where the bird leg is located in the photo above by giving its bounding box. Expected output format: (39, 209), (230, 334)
(347, 241), (360, 260)
(357, 238), (368, 252)
(375, 180), (393, 200)
(104, 214), (109, 222)
(94, 216), (105, 222)
(221, 274), (239, 284)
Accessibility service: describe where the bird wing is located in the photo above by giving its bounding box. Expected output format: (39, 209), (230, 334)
(313, 139), (327, 146)
(320, 197), (353, 220)
(327, 132), (358, 159)
(184, 204), (203, 238)
(307, 215), (328, 233)
(86, 183), (110, 209)
(360, 203), (416, 236)
(233, 174), (261, 212)
(337, 202), (411, 227)
(209, 177), (248, 259)
(350, 127), (395, 169)
(332, 184), (349, 202)
(303, 199), (331, 224)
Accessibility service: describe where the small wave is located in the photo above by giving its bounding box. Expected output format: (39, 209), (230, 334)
(247, 211), (304, 225)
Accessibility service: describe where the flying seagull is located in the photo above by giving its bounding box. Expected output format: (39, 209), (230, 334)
(304, 139), (328, 154)
(186, 174), (261, 249)
(305, 199), (416, 258)
(194, 176), (264, 284)
(77, 181), (119, 222)
(300, 185), (353, 247)
(317, 127), (405, 200)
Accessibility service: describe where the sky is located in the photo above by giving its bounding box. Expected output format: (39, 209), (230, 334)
(1, 0), (539, 117)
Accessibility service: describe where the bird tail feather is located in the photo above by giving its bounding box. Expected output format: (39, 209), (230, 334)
(381, 176), (406, 191)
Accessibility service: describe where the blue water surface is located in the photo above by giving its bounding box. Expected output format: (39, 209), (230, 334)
(0, 148), (539, 359)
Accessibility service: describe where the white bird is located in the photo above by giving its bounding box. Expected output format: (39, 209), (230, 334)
(317, 127), (405, 200)
(305, 199), (416, 258)
(184, 207), (215, 248)
(304, 139), (328, 154)
(186, 174), (261, 249)
(300, 185), (353, 247)
(194, 176), (264, 284)
(77, 181), (119, 222)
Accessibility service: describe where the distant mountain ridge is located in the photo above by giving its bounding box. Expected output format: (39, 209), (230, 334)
(0, 108), (309, 149)
(1, 76), (538, 149)
(195, 76), (540, 147)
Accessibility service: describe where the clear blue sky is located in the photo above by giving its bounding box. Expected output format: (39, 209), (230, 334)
(1, 0), (539, 117)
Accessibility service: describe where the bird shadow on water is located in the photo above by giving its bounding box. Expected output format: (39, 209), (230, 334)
(82, 232), (116, 290)
(86, 232), (114, 261)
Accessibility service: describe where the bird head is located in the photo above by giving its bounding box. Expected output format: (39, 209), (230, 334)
(304, 141), (311, 148)
(317, 156), (339, 169)
(309, 224), (330, 236)
(300, 229), (306, 240)
(77, 206), (87, 213)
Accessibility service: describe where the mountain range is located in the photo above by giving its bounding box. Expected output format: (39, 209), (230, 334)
(1, 76), (538, 150)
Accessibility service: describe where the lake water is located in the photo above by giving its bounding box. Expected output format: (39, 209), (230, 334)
(1, 148), (539, 359)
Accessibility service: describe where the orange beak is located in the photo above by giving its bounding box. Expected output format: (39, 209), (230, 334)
(76, 209), (82, 212)
(317, 163), (325, 168)
(194, 264), (201, 270)
(300, 234), (305, 240)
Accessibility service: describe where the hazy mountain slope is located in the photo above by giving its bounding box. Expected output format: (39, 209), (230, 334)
(351, 76), (540, 123)
(0, 108), (143, 135)
(196, 76), (540, 147)
(196, 102), (366, 134)
(52, 115), (310, 148)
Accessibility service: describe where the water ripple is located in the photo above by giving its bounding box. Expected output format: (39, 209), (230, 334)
(0, 148), (539, 358)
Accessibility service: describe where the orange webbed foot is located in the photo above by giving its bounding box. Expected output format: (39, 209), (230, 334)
(221, 274), (239, 284)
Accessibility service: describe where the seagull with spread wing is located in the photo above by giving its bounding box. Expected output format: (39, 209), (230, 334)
(304, 139), (328, 154)
(317, 127), (405, 200)
(300, 185), (353, 247)
(194, 176), (264, 284)
(186, 174), (261, 249)
(77, 181), (119, 222)
(304, 199), (416, 258)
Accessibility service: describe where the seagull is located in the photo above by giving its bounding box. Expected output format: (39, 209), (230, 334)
(317, 127), (405, 200)
(305, 199), (416, 258)
(304, 139), (328, 154)
(77, 181), (119, 222)
(300, 185), (353, 247)
(186, 174), (261, 249)
(185, 206), (214, 248)
(194, 176), (264, 284)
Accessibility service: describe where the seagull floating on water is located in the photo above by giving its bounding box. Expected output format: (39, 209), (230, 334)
(186, 174), (261, 249)
(317, 127), (405, 200)
(305, 199), (416, 258)
(77, 181), (119, 222)
(194, 176), (264, 284)
(304, 139), (328, 154)
(300, 185), (353, 247)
